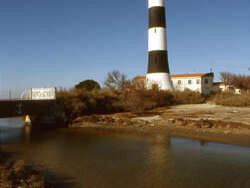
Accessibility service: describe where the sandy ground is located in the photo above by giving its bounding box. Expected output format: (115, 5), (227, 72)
(160, 104), (250, 125)
(71, 104), (250, 147)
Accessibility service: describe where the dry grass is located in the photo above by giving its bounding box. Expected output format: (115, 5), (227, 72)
(212, 92), (250, 107)
(172, 90), (206, 105)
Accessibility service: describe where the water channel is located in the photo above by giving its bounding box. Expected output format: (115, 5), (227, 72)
(1, 118), (250, 188)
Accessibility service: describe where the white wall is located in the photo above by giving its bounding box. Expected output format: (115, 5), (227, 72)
(172, 76), (214, 95)
(172, 77), (201, 93)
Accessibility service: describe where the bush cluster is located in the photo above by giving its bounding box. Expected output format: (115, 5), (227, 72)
(212, 92), (250, 107)
(56, 86), (206, 122)
(56, 88), (123, 120)
(172, 90), (206, 105)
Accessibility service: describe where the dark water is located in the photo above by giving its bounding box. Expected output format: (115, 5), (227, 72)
(1, 119), (250, 188)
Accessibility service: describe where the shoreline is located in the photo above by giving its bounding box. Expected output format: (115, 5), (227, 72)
(70, 104), (250, 147)
(70, 122), (250, 147)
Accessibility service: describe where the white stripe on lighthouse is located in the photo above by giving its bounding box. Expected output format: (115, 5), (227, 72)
(148, 0), (165, 8)
(148, 27), (167, 52)
(146, 73), (173, 90)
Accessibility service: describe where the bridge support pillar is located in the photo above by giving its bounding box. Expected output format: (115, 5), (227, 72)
(24, 115), (32, 126)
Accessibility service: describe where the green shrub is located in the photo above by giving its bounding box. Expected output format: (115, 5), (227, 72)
(75, 79), (101, 91)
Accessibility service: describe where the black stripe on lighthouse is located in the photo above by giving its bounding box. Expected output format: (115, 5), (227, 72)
(148, 51), (169, 73)
(149, 7), (166, 28)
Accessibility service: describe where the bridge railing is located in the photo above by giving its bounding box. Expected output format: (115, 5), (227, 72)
(0, 87), (56, 101)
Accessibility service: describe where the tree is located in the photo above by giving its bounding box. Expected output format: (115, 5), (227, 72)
(220, 72), (234, 86)
(220, 72), (250, 90)
(104, 70), (130, 89)
(75, 80), (101, 91)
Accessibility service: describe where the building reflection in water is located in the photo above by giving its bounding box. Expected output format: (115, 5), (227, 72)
(23, 125), (31, 142)
(199, 139), (208, 146)
(142, 134), (173, 187)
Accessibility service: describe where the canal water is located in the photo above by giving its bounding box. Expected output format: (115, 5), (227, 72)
(1, 118), (250, 188)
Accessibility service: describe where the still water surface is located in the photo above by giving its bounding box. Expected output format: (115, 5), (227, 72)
(1, 118), (250, 188)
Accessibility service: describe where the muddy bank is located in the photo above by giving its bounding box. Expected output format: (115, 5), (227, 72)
(71, 104), (250, 147)
(0, 151), (53, 188)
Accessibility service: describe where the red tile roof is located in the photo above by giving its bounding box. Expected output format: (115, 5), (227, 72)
(171, 73), (214, 78)
(134, 76), (146, 80)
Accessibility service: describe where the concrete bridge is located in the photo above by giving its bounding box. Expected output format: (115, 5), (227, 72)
(0, 99), (57, 118)
(0, 99), (65, 126)
(0, 88), (65, 126)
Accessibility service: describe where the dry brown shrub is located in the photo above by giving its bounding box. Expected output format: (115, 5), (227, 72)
(212, 91), (250, 107)
(121, 86), (174, 113)
(56, 86), (206, 121)
(56, 88), (123, 121)
(172, 89), (206, 104)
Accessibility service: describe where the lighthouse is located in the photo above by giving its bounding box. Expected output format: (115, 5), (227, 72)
(146, 0), (174, 90)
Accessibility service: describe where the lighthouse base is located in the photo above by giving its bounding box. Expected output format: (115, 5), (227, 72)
(146, 73), (174, 91)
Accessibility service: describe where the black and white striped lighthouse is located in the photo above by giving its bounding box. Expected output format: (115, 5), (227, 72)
(146, 0), (174, 90)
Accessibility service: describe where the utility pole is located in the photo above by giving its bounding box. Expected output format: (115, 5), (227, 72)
(9, 90), (12, 100)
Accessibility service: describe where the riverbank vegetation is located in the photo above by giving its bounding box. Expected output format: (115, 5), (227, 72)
(212, 92), (250, 107)
(56, 71), (206, 123)
(220, 72), (250, 90)
(212, 72), (250, 107)
(56, 71), (250, 123)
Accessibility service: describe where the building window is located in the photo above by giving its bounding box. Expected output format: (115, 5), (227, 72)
(205, 79), (209, 84)
(188, 80), (192, 85)
(177, 80), (182, 85)
(196, 79), (200, 84)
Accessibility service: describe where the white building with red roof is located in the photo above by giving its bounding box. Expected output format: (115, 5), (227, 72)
(134, 73), (214, 95)
(171, 73), (214, 95)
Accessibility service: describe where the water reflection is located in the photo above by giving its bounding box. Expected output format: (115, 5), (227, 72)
(1, 125), (250, 188)
(0, 117), (24, 128)
(23, 125), (31, 142)
(143, 134), (172, 188)
(200, 139), (208, 146)
(0, 128), (23, 144)
(0, 117), (25, 144)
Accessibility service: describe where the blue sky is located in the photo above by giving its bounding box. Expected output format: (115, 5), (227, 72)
(0, 0), (249, 96)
